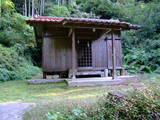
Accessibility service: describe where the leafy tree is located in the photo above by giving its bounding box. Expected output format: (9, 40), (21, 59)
(82, 0), (122, 19)
(121, 0), (160, 73)
(44, 2), (70, 17)
(0, 0), (40, 81)
(0, 0), (15, 15)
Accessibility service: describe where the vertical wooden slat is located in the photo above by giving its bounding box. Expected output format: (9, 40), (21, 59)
(72, 28), (76, 78)
(111, 30), (116, 79)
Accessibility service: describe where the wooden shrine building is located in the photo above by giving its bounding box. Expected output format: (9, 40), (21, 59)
(27, 16), (140, 79)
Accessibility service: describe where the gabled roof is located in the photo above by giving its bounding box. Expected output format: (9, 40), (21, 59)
(26, 16), (140, 30)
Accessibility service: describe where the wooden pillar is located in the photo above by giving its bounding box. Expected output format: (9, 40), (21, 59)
(72, 28), (76, 79)
(111, 30), (116, 79)
(41, 26), (47, 79)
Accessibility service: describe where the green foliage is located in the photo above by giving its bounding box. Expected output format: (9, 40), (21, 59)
(81, 0), (122, 19)
(0, 13), (34, 47)
(0, 0), (40, 81)
(0, 45), (40, 82)
(46, 87), (160, 120)
(44, 3), (70, 17)
(46, 108), (88, 120)
(0, 45), (23, 71)
(0, 65), (40, 82)
(0, 0), (15, 14)
(97, 89), (160, 120)
(121, 1), (160, 73)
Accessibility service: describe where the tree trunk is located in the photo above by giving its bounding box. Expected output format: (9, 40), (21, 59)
(28, 0), (31, 17)
(32, 0), (35, 17)
(0, 0), (2, 16)
(40, 0), (42, 15)
(24, 0), (27, 16)
(42, 0), (45, 15)
(58, 0), (60, 5)
(62, 0), (64, 5)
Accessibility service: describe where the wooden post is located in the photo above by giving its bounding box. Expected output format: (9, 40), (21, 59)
(72, 28), (76, 79)
(41, 26), (46, 79)
(111, 30), (116, 79)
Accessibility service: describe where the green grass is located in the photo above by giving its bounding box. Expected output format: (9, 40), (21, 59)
(0, 79), (135, 103)
(0, 74), (159, 120)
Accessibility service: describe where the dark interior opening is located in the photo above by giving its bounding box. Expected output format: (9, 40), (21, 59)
(77, 40), (92, 67)
(76, 75), (101, 78)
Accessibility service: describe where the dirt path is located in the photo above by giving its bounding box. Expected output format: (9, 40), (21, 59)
(0, 102), (35, 120)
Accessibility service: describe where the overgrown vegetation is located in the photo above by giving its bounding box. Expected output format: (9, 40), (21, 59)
(0, 45), (40, 81)
(45, 87), (160, 120)
(45, 89), (160, 120)
(0, 0), (40, 81)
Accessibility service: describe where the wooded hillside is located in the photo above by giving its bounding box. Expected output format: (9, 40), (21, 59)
(0, 0), (160, 81)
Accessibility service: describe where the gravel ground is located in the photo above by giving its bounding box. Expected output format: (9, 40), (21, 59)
(0, 102), (35, 120)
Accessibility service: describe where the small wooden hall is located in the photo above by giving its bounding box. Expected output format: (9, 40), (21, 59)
(27, 16), (140, 80)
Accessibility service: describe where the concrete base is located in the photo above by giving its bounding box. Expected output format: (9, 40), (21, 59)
(28, 76), (137, 86)
(67, 76), (137, 86)
(28, 79), (64, 84)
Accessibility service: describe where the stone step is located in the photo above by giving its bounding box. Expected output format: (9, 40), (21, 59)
(76, 71), (104, 76)
(67, 76), (137, 86)
(28, 76), (137, 86)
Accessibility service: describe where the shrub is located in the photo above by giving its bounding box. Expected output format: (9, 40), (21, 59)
(91, 87), (160, 120)
(46, 87), (160, 120)
(46, 108), (88, 120)
(0, 45), (41, 81)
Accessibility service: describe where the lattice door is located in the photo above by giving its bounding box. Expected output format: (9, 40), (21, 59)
(77, 40), (92, 67)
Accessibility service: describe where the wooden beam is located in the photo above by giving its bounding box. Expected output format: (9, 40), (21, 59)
(72, 27), (76, 79)
(111, 30), (116, 79)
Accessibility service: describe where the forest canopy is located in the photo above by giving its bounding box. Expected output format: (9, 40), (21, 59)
(0, 0), (160, 81)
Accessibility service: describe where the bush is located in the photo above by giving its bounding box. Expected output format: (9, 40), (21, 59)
(46, 108), (88, 120)
(0, 45), (40, 82)
(97, 90), (160, 120)
(46, 87), (160, 120)
(0, 13), (34, 47)
(120, 1), (160, 73)
(0, 0), (40, 81)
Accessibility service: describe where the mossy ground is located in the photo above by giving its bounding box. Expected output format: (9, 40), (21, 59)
(0, 74), (159, 120)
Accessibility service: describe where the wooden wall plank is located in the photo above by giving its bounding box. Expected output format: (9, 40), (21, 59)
(107, 30), (122, 69)
(92, 34), (108, 69)
(43, 36), (72, 72)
